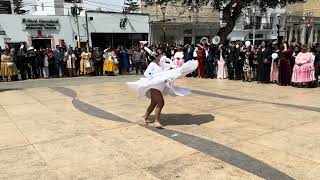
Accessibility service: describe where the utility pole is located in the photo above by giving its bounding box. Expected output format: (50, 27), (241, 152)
(252, 2), (256, 46)
(85, 11), (90, 51)
(73, 0), (81, 49)
(161, 6), (167, 44)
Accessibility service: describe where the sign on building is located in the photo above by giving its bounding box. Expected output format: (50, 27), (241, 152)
(64, 0), (82, 3)
(0, 1), (12, 14)
(22, 19), (60, 30)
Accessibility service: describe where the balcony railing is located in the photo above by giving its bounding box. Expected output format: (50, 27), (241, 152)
(244, 23), (273, 30)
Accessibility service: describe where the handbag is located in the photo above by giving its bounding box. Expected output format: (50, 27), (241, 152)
(84, 60), (92, 68)
(113, 57), (119, 64)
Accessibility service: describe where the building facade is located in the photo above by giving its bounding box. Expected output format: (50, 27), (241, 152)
(31, 0), (124, 16)
(0, 0), (13, 14)
(286, 0), (320, 44)
(0, 14), (82, 50)
(286, 0), (320, 17)
(141, 1), (220, 45)
(0, 12), (149, 50)
(86, 11), (149, 49)
(228, 7), (286, 44)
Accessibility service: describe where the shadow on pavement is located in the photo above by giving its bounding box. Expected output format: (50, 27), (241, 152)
(146, 125), (294, 180)
(150, 113), (214, 126)
(72, 99), (130, 123)
(0, 88), (22, 92)
(51, 86), (295, 180)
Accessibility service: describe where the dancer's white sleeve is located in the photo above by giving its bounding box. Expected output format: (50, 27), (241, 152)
(144, 63), (155, 78)
(144, 46), (152, 54)
(160, 57), (175, 69)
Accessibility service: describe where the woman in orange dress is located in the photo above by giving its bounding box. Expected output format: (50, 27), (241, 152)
(1, 48), (18, 81)
(80, 48), (94, 75)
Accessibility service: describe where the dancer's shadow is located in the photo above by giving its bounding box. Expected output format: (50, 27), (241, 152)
(150, 113), (214, 126)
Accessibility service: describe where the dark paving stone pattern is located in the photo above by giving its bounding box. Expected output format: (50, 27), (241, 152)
(72, 99), (130, 123)
(51, 86), (295, 180)
(192, 89), (320, 113)
(146, 126), (295, 180)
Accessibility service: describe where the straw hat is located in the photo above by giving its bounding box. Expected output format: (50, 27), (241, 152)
(301, 44), (308, 50)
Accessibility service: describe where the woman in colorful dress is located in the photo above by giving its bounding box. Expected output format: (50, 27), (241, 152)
(65, 49), (77, 77)
(278, 42), (292, 86)
(196, 45), (205, 78)
(103, 48), (118, 76)
(291, 44), (316, 87)
(0, 48), (18, 82)
(217, 45), (227, 79)
(80, 48), (94, 76)
(173, 48), (184, 68)
(270, 45), (280, 83)
(43, 49), (49, 79)
(243, 47), (254, 82)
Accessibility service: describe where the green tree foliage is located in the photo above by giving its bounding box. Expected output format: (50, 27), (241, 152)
(124, 0), (141, 13)
(143, 0), (305, 44)
(13, 0), (28, 14)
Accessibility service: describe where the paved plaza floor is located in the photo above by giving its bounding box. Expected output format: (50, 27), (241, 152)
(0, 76), (320, 180)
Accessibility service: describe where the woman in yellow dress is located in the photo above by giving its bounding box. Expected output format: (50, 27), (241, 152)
(103, 48), (118, 76)
(80, 48), (94, 76)
(1, 48), (18, 81)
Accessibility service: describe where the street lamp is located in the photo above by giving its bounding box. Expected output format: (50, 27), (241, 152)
(277, 15), (281, 46)
(252, 0), (257, 46)
(161, 5), (167, 43)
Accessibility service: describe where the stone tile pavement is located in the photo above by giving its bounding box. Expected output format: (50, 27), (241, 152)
(0, 76), (319, 179)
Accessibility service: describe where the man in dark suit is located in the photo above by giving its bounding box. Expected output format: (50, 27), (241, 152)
(204, 44), (215, 79)
(184, 44), (194, 62)
(313, 44), (320, 87)
(226, 44), (235, 80)
(184, 44), (196, 77)
(53, 45), (64, 77)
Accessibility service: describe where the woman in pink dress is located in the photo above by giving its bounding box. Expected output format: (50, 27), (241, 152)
(270, 45), (280, 83)
(217, 45), (227, 79)
(173, 49), (184, 68)
(291, 44), (316, 87)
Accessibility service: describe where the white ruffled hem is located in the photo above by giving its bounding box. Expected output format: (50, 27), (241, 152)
(127, 60), (198, 98)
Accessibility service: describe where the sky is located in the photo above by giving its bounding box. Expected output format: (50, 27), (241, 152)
(23, 0), (135, 14)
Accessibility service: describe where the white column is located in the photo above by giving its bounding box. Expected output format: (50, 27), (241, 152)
(314, 26), (319, 43)
(288, 26), (294, 43)
(294, 26), (298, 42)
(301, 24), (306, 44)
(308, 25), (314, 45)
(148, 23), (152, 45)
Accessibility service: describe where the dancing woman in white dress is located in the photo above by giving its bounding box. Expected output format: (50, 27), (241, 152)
(127, 47), (198, 128)
(142, 49), (166, 128)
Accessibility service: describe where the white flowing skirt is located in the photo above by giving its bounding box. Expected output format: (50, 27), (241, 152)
(127, 60), (198, 98)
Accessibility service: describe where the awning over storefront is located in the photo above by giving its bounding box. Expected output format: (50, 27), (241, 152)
(228, 31), (246, 41)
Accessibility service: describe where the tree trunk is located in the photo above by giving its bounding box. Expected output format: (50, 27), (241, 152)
(217, 20), (236, 45)
(216, 0), (244, 45)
